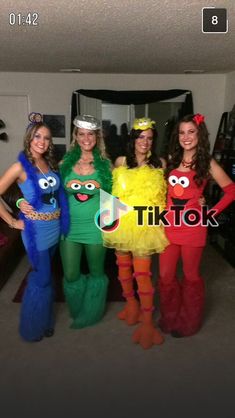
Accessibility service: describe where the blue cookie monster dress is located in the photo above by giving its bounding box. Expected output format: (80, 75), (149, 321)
(17, 152), (69, 342)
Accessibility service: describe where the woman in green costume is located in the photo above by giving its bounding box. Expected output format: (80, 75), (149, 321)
(60, 115), (112, 328)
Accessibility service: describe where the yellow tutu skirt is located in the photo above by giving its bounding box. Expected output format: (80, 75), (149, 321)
(103, 165), (169, 256)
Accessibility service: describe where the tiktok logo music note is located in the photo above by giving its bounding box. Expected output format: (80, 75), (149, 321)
(94, 189), (133, 232)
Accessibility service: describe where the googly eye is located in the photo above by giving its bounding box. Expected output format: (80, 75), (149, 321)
(178, 176), (190, 188)
(38, 178), (49, 189)
(70, 182), (81, 190)
(85, 183), (96, 190)
(168, 175), (179, 186)
(47, 176), (57, 187)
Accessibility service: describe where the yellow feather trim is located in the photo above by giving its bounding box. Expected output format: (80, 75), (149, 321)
(103, 165), (169, 256)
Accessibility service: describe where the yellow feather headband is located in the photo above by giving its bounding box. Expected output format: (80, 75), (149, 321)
(132, 117), (156, 130)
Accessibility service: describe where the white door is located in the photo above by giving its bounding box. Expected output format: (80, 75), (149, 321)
(0, 95), (29, 174)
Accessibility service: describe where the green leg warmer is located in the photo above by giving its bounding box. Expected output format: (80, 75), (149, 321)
(71, 243), (108, 328)
(71, 274), (108, 328)
(63, 275), (87, 319)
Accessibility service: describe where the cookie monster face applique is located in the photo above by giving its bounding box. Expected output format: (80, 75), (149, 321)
(66, 179), (101, 203)
(38, 174), (60, 207)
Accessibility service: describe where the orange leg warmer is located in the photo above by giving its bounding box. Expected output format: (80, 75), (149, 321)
(116, 252), (140, 325)
(132, 257), (164, 349)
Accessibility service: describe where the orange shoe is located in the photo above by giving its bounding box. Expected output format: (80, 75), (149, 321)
(118, 291), (141, 325)
(132, 321), (164, 349)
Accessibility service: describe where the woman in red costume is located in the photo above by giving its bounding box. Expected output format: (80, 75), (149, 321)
(158, 113), (235, 337)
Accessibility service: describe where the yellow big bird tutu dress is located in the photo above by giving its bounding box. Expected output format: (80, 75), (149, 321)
(103, 163), (169, 256)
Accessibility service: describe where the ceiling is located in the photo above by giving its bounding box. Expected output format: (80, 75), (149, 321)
(1, 0), (235, 74)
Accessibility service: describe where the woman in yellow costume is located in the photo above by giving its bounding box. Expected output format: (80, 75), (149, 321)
(103, 118), (169, 349)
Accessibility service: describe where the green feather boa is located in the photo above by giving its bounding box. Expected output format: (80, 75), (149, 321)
(60, 146), (112, 193)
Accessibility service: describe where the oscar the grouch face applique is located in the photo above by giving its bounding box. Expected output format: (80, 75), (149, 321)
(66, 179), (101, 203)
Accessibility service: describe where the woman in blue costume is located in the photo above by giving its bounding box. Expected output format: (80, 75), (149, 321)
(59, 115), (112, 328)
(0, 119), (69, 342)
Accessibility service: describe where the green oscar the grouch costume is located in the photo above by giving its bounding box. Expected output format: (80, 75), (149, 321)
(60, 137), (112, 329)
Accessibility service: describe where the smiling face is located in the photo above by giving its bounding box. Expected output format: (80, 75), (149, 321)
(76, 128), (97, 152)
(30, 126), (51, 157)
(134, 128), (153, 155)
(178, 121), (199, 152)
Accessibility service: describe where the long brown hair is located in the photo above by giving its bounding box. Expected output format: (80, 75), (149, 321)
(126, 127), (162, 168)
(23, 122), (58, 170)
(167, 114), (211, 185)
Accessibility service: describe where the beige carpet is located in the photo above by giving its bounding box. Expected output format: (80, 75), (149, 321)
(0, 244), (234, 418)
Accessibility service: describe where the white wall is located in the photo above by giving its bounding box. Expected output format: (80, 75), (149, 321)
(0, 72), (226, 171)
(0, 95), (28, 174)
(224, 70), (235, 112)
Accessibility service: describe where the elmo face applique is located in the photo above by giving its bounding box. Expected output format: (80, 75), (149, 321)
(66, 179), (100, 203)
(168, 173), (194, 206)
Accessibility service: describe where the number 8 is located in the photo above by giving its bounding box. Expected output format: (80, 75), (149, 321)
(212, 15), (218, 25)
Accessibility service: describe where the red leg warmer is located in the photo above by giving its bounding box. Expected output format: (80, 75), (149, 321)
(158, 280), (181, 333)
(173, 278), (205, 336)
